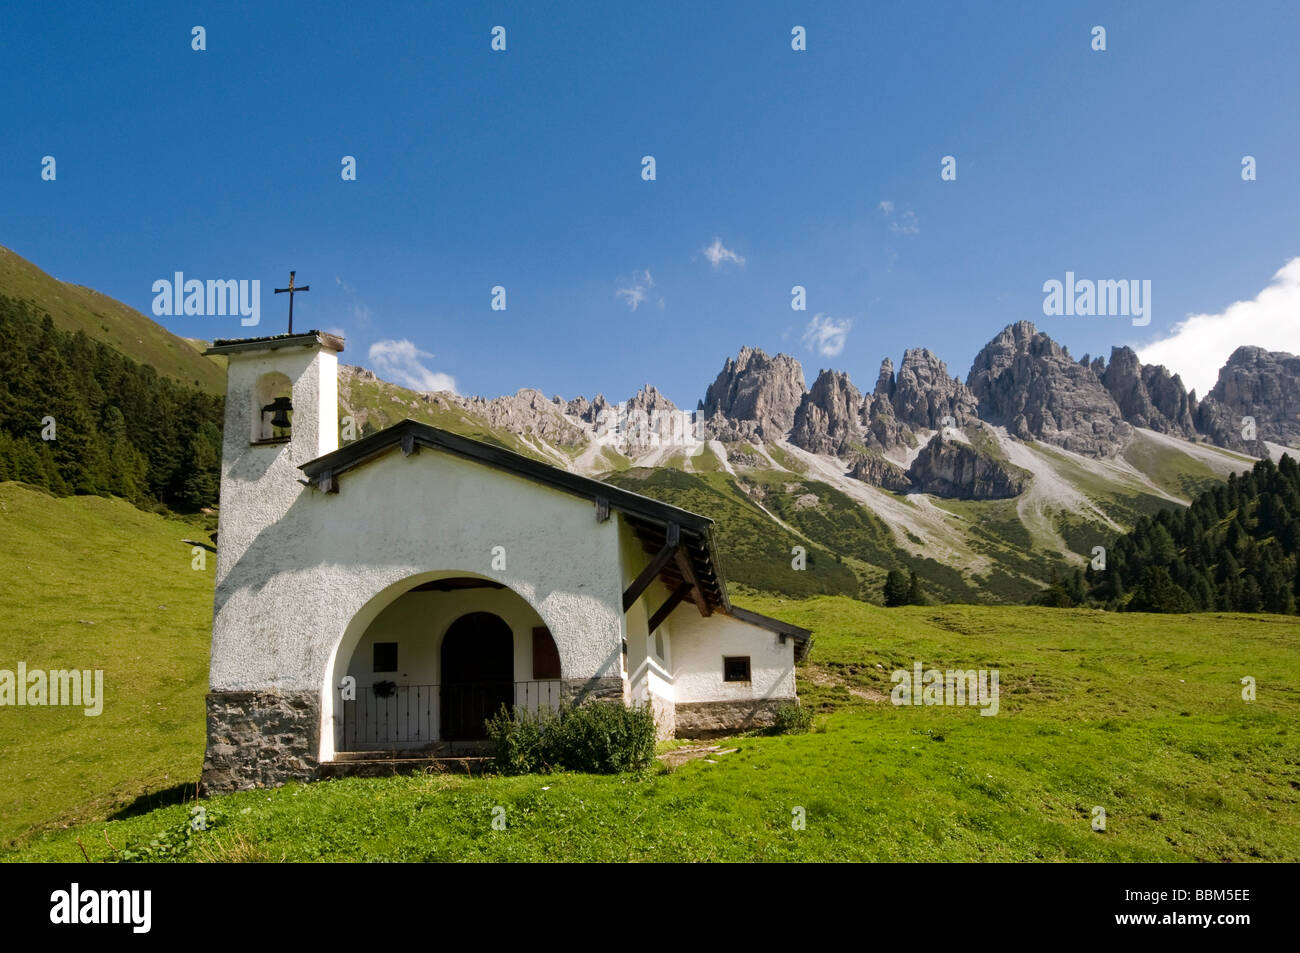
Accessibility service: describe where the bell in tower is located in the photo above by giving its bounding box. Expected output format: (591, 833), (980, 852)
(262, 395), (294, 436)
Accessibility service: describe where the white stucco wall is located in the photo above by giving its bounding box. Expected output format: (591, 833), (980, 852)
(614, 511), (797, 721)
(668, 607), (796, 704)
(211, 442), (627, 672)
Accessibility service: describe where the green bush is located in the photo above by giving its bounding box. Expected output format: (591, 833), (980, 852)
(485, 704), (555, 775)
(486, 701), (657, 775)
(770, 702), (815, 735)
(551, 700), (657, 773)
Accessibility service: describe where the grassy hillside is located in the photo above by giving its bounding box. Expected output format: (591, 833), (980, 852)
(605, 465), (1025, 603)
(1120, 432), (1243, 500)
(0, 483), (211, 846)
(338, 370), (568, 465)
(604, 468), (861, 599)
(2, 494), (1297, 860)
(0, 245), (226, 394)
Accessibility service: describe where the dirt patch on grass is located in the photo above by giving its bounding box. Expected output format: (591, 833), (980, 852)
(802, 663), (889, 702)
(657, 745), (739, 768)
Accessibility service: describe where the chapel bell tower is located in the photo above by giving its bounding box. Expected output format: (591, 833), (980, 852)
(203, 330), (344, 589)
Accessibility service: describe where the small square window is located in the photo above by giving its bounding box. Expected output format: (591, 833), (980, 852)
(723, 656), (751, 683)
(373, 642), (398, 673)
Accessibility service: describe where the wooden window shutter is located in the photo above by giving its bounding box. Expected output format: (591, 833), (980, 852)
(532, 626), (562, 680)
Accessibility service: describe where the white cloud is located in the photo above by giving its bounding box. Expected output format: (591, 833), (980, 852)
(878, 200), (919, 236)
(367, 339), (457, 393)
(702, 237), (746, 269)
(889, 210), (920, 236)
(335, 275), (374, 326)
(1138, 258), (1300, 396)
(801, 313), (851, 357)
(616, 269), (661, 311)
(617, 286), (647, 310)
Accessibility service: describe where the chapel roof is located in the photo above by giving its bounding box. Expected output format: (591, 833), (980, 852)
(206, 330), (345, 355)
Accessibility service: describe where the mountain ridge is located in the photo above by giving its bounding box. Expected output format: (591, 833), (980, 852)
(2, 242), (1290, 606)
(339, 320), (1279, 604)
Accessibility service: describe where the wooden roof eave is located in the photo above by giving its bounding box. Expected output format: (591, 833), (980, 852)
(728, 606), (814, 660)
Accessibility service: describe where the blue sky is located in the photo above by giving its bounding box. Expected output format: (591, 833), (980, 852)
(3, 1), (1299, 404)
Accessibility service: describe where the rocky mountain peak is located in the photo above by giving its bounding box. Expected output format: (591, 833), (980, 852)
(1099, 346), (1197, 438)
(966, 321), (1132, 458)
(565, 393), (613, 425)
(626, 384), (679, 416)
(452, 388), (588, 447)
(892, 347), (979, 430)
(1197, 345), (1300, 450)
(1211, 345), (1300, 405)
(699, 347), (806, 441)
(873, 358), (896, 399)
(344, 364), (378, 383)
(789, 368), (864, 456)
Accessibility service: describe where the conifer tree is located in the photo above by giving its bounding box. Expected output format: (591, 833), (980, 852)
(883, 569), (910, 607)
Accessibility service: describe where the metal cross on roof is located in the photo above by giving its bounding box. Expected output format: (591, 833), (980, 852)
(274, 270), (310, 333)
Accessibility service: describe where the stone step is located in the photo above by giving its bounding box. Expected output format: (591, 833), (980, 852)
(332, 744), (491, 762)
(319, 756), (492, 780)
(333, 749), (441, 762)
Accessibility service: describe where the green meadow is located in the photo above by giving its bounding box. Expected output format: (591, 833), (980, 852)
(0, 483), (210, 845)
(2, 482), (1298, 861)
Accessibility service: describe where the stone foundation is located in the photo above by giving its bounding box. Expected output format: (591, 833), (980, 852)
(674, 698), (790, 738)
(562, 675), (626, 704)
(201, 679), (778, 793)
(200, 690), (320, 796)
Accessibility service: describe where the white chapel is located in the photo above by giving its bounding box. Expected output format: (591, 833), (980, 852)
(200, 330), (810, 793)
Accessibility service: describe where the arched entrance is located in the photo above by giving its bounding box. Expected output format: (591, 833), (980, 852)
(322, 571), (570, 760)
(440, 611), (515, 740)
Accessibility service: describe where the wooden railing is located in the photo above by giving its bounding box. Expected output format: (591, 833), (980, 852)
(338, 680), (564, 749)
